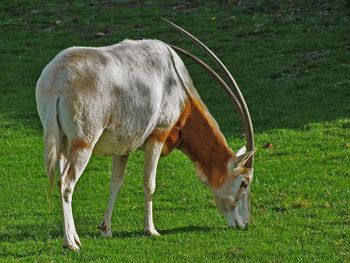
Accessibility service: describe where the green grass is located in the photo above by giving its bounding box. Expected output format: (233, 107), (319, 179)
(1, 0), (349, 262)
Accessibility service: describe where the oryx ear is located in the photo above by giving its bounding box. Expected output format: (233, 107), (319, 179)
(236, 146), (246, 157)
(229, 149), (256, 170)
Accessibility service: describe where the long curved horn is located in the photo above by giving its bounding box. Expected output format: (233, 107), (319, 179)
(169, 44), (244, 121)
(163, 18), (254, 168)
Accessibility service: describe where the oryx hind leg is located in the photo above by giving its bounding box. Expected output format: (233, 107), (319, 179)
(99, 154), (129, 238)
(60, 138), (95, 251)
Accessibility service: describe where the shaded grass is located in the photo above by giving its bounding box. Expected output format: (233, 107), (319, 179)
(0, 0), (349, 262)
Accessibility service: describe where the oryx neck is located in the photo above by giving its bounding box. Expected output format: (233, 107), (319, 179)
(179, 96), (234, 188)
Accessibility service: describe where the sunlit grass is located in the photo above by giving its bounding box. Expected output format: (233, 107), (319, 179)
(0, 0), (349, 262)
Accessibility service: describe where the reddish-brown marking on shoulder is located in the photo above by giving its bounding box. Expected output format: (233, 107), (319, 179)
(149, 128), (174, 156)
(159, 126), (180, 156)
(149, 128), (170, 143)
(159, 99), (192, 156)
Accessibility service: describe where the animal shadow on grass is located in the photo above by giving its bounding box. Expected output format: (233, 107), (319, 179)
(131, 225), (224, 238)
(0, 218), (224, 243)
(160, 225), (225, 235)
(82, 225), (224, 239)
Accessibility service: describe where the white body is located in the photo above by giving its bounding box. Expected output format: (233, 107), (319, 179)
(36, 39), (254, 251)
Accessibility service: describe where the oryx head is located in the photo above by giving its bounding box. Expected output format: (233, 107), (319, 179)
(213, 146), (255, 229)
(164, 19), (256, 229)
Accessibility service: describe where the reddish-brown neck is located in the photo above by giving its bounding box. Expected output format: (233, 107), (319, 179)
(175, 97), (235, 187)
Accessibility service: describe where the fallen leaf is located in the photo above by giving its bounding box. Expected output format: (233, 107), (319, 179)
(95, 32), (105, 38)
(263, 143), (273, 149)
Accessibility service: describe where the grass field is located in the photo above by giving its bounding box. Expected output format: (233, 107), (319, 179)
(1, 0), (350, 262)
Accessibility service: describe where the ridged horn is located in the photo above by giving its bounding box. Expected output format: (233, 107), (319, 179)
(168, 44), (244, 122)
(163, 18), (255, 168)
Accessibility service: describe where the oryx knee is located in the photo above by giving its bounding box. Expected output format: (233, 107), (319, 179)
(144, 181), (156, 195)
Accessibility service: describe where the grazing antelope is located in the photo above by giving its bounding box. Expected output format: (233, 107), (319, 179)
(36, 20), (255, 251)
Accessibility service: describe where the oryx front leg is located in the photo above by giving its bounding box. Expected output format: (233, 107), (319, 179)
(60, 144), (92, 251)
(143, 138), (164, 236)
(99, 155), (129, 238)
